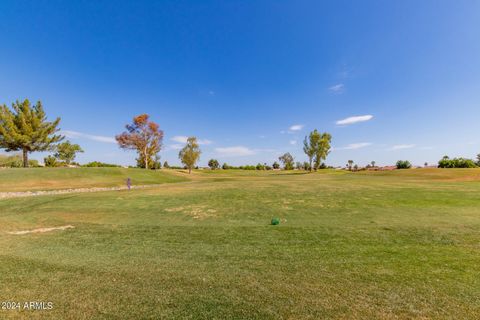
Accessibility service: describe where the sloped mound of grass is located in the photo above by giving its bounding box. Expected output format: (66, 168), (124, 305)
(0, 167), (188, 192)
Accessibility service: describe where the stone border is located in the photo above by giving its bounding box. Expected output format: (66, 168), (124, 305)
(0, 184), (162, 200)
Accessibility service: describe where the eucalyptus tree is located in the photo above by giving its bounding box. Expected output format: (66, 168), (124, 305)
(303, 129), (332, 171)
(116, 114), (163, 169)
(179, 137), (201, 174)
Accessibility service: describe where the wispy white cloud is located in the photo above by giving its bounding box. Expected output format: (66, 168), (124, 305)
(168, 144), (183, 150)
(328, 83), (345, 94)
(215, 146), (255, 157)
(61, 130), (116, 144)
(343, 142), (372, 150)
(336, 115), (373, 126)
(335, 142), (372, 150)
(170, 136), (212, 145)
(171, 136), (188, 143)
(282, 124), (304, 134)
(198, 139), (213, 145)
(208, 90), (215, 96)
(289, 140), (297, 145)
(390, 144), (416, 150)
(289, 124), (304, 131)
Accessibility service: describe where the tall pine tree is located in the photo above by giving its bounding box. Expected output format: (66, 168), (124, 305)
(0, 99), (64, 167)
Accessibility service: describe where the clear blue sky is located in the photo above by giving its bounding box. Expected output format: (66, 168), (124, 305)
(1, 1), (479, 167)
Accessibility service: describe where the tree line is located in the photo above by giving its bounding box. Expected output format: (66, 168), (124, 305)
(2, 99), (479, 171)
(115, 113), (332, 173)
(0, 100), (333, 172)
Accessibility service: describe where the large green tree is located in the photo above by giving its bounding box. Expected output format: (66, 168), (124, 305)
(278, 152), (295, 170)
(54, 140), (84, 165)
(179, 137), (201, 174)
(208, 159), (219, 170)
(0, 99), (63, 167)
(347, 160), (354, 171)
(314, 132), (332, 170)
(303, 130), (320, 171)
(303, 129), (332, 171)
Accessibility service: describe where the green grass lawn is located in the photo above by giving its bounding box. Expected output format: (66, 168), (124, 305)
(0, 168), (479, 319)
(0, 167), (188, 192)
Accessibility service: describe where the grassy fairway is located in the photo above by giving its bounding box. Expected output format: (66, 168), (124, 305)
(0, 167), (188, 192)
(0, 169), (479, 319)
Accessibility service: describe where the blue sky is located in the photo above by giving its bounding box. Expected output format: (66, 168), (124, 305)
(1, 1), (479, 167)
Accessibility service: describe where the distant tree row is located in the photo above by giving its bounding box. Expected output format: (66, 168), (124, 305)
(205, 130), (332, 172)
(345, 155), (480, 170)
(0, 101), (334, 171)
(205, 160), (333, 171)
(4, 100), (479, 172)
(0, 153), (40, 168)
(116, 114), (334, 173)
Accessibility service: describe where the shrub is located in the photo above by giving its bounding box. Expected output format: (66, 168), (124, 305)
(163, 161), (170, 168)
(152, 160), (162, 170)
(28, 159), (41, 167)
(137, 155), (161, 169)
(438, 156), (477, 168)
(303, 161), (311, 171)
(44, 155), (58, 167)
(222, 163), (230, 170)
(396, 160), (412, 169)
(83, 161), (120, 167)
(208, 159), (220, 170)
(272, 161), (280, 169)
(0, 154), (23, 167)
(256, 163), (265, 170)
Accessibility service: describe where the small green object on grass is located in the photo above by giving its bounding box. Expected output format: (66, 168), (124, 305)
(271, 217), (280, 225)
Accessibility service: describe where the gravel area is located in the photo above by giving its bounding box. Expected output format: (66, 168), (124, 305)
(0, 184), (161, 200)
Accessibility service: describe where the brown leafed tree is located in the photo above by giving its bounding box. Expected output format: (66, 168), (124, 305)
(116, 114), (163, 169)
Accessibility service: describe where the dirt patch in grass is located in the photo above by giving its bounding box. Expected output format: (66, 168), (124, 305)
(165, 205), (217, 220)
(7, 225), (75, 235)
